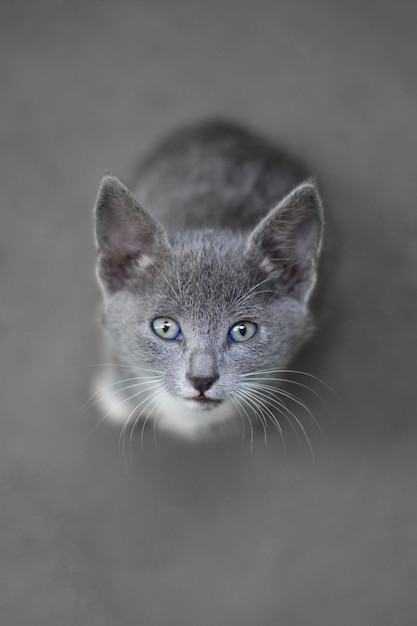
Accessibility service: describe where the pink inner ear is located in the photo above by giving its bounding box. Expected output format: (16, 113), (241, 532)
(99, 224), (144, 289)
(276, 221), (319, 293)
(101, 249), (138, 288)
(105, 224), (142, 259)
(293, 217), (320, 259)
(279, 264), (298, 286)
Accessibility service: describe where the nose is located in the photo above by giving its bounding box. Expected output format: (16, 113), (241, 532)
(186, 374), (219, 395)
(187, 349), (219, 394)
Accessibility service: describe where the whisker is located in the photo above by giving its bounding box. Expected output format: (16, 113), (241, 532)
(236, 388), (270, 445)
(77, 363), (165, 374)
(88, 381), (162, 439)
(148, 259), (181, 302)
(244, 383), (316, 460)
(129, 387), (163, 446)
(241, 374), (327, 407)
(128, 387), (164, 459)
(176, 263), (183, 301)
(118, 385), (163, 463)
(231, 277), (272, 307)
(139, 389), (166, 453)
(82, 376), (161, 411)
(236, 386), (289, 455)
(247, 381), (323, 437)
(239, 289), (281, 300)
(230, 397), (247, 444)
(276, 387), (324, 436)
(237, 386), (284, 445)
(140, 409), (154, 450)
(243, 368), (336, 394)
(231, 395), (254, 451)
(152, 401), (163, 454)
(237, 393), (266, 445)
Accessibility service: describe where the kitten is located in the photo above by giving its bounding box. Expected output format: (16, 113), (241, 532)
(92, 121), (324, 441)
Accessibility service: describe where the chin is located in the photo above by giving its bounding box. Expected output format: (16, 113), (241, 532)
(182, 397), (223, 411)
(155, 395), (238, 440)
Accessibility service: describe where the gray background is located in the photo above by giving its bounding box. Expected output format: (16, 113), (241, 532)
(1, 1), (416, 624)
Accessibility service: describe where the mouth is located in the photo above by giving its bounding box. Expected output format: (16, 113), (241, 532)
(183, 395), (222, 411)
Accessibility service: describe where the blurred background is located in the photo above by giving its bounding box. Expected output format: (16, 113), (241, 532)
(1, 1), (416, 624)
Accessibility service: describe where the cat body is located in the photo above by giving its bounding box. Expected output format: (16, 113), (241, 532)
(93, 121), (324, 440)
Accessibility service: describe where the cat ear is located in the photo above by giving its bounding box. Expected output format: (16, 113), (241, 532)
(94, 175), (170, 292)
(246, 182), (324, 304)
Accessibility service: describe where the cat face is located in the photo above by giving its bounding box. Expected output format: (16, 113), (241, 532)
(94, 176), (323, 430)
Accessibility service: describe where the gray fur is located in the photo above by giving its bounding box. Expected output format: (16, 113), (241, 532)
(93, 120), (324, 440)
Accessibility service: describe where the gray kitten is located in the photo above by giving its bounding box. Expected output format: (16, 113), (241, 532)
(92, 121), (324, 441)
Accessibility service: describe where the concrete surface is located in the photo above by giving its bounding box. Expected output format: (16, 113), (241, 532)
(1, 1), (416, 624)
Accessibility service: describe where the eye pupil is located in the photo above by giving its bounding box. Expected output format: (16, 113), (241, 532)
(152, 317), (182, 341)
(228, 321), (257, 343)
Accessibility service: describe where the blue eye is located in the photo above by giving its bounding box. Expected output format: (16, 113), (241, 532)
(151, 317), (182, 341)
(228, 321), (258, 343)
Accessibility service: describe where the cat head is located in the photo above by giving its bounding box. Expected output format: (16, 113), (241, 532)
(94, 176), (323, 423)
